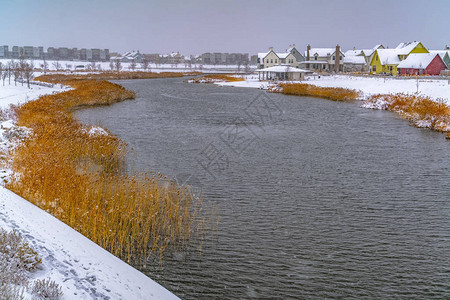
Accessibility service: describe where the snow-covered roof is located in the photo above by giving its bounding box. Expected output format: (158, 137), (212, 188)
(343, 55), (366, 64)
(276, 52), (290, 59)
(376, 49), (402, 65)
(429, 50), (450, 60)
(344, 50), (364, 57)
(395, 41), (422, 55)
(305, 48), (335, 57)
(301, 60), (329, 64)
(258, 52), (270, 60)
(397, 53), (440, 69)
(255, 65), (312, 73)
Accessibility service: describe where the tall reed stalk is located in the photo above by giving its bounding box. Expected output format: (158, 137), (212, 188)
(8, 76), (207, 263)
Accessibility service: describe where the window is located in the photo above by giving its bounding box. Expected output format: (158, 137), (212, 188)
(271, 59), (273, 63)
(340, 56), (342, 60)
(372, 65), (376, 71)
(333, 56), (335, 60)
(323, 65), (326, 69)
(275, 59), (277, 63)
(314, 56), (317, 60)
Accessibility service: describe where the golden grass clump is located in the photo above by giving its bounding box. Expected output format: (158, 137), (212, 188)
(189, 74), (245, 83)
(279, 83), (361, 101)
(8, 75), (207, 263)
(363, 93), (450, 134)
(36, 71), (184, 83)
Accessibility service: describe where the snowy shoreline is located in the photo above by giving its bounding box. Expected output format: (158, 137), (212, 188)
(0, 83), (179, 299)
(214, 74), (450, 103)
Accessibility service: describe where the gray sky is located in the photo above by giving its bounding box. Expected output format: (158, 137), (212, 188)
(1, 0), (449, 55)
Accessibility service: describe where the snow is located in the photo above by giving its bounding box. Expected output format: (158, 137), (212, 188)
(0, 82), (67, 109)
(343, 55), (366, 64)
(397, 53), (440, 69)
(210, 74), (450, 103)
(255, 66), (311, 73)
(395, 41), (421, 54)
(0, 187), (179, 300)
(304, 75), (450, 102)
(0, 82), (179, 299)
(376, 49), (402, 65)
(305, 48), (335, 57)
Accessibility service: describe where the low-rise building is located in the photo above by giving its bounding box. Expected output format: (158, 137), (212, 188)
(369, 41), (429, 75)
(397, 53), (447, 75)
(257, 45), (304, 69)
(303, 45), (344, 72)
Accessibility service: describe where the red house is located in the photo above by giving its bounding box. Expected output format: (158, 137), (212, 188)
(397, 53), (447, 75)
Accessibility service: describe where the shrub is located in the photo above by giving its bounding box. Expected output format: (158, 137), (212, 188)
(30, 278), (63, 300)
(0, 228), (41, 300)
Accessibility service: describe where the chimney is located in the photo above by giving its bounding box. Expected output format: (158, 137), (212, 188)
(293, 44), (296, 48)
(269, 47), (273, 51)
(306, 44), (311, 69)
(335, 44), (340, 73)
(353, 46), (356, 51)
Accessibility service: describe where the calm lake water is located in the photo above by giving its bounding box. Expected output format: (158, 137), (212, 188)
(76, 78), (450, 299)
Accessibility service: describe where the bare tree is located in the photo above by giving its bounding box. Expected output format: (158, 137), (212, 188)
(52, 59), (61, 71)
(0, 63), (3, 86)
(23, 61), (34, 89)
(114, 59), (122, 72)
(244, 63), (251, 75)
(88, 61), (97, 71)
(7, 61), (13, 85)
(109, 60), (115, 71)
(141, 57), (150, 72)
(42, 57), (48, 74)
(12, 62), (21, 86)
(237, 61), (242, 73)
(1, 65), (7, 86)
(19, 55), (26, 86)
(129, 59), (137, 71)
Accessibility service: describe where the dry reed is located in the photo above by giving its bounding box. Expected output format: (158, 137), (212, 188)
(8, 75), (207, 263)
(189, 74), (244, 83)
(363, 93), (450, 135)
(279, 83), (361, 101)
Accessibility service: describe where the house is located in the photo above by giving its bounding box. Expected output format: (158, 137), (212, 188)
(397, 53), (447, 76)
(303, 45), (345, 72)
(117, 51), (143, 63)
(369, 41), (429, 75)
(257, 45), (305, 69)
(343, 49), (367, 72)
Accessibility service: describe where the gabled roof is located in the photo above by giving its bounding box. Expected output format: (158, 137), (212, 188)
(276, 52), (290, 59)
(429, 50), (450, 60)
(395, 41), (422, 55)
(344, 50), (364, 57)
(343, 55), (366, 64)
(305, 48), (334, 57)
(376, 49), (401, 65)
(397, 53), (441, 69)
(258, 51), (274, 60)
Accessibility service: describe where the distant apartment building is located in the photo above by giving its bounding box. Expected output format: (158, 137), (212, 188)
(0, 44), (110, 61)
(199, 52), (249, 65)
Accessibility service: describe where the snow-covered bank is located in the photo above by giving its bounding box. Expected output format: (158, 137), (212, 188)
(0, 83), (179, 299)
(302, 75), (450, 102)
(0, 82), (67, 109)
(0, 187), (178, 299)
(210, 74), (450, 103)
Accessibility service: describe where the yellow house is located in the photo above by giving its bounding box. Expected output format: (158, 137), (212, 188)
(369, 41), (429, 75)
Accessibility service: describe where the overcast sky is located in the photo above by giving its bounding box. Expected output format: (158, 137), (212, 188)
(1, 0), (449, 55)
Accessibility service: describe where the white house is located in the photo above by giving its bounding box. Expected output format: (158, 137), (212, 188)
(257, 45), (305, 69)
(303, 45), (345, 72)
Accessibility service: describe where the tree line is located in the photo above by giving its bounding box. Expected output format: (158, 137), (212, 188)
(0, 57), (35, 88)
